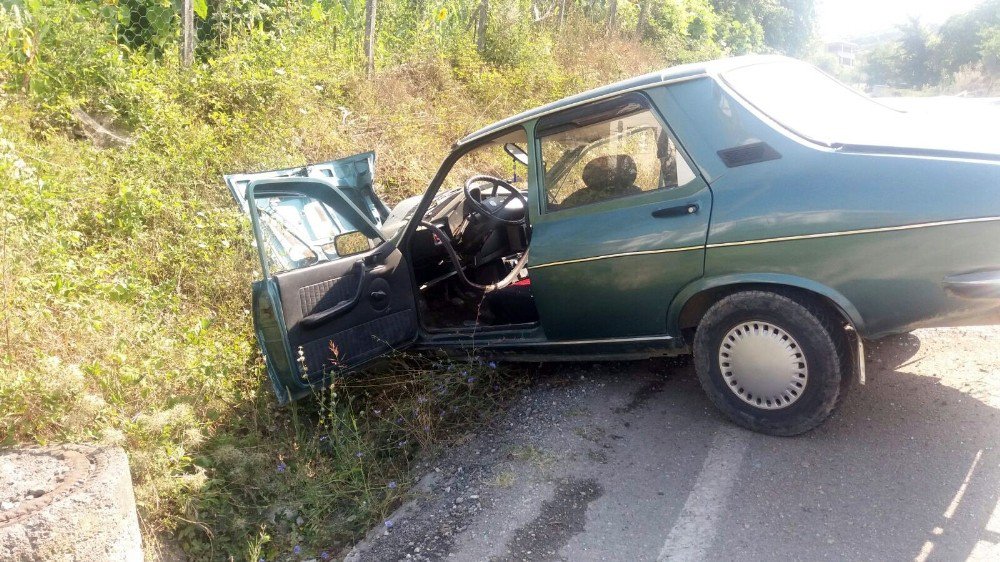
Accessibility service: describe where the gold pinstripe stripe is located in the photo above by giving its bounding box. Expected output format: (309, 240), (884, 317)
(530, 245), (703, 269)
(705, 215), (1000, 249)
(529, 215), (1000, 270)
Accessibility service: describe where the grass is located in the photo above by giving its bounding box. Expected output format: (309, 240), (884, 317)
(491, 469), (517, 488)
(0, 2), (685, 559)
(508, 444), (556, 470)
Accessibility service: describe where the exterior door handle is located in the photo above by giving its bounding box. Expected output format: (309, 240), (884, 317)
(652, 203), (699, 218)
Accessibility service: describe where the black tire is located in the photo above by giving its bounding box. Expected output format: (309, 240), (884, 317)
(693, 291), (852, 436)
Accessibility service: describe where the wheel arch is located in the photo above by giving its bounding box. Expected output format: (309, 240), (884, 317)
(668, 274), (867, 342)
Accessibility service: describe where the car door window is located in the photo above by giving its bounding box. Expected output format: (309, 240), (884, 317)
(254, 194), (381, 274)
(538, 95), (695, 212)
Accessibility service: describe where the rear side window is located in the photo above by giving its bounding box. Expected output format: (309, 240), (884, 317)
(537, 94), (695, 212)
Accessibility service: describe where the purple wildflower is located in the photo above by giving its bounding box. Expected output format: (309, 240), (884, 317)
(417, 395), (428, 404)
(293, 545), (301, 555)
(384, 519), (394, 529)
(388, 481), (397, 489)
(321, 552), (330, 560)
(488, 361), (497, 369)
(355, 451), (364, 458)
(276, 462), (287, 473)
(467, 376), (476, 384)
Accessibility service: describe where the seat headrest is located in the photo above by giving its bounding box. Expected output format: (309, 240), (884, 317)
(581, 155), (638, 190)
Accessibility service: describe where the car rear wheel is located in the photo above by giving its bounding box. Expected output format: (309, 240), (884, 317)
(693, 291), (851, 436)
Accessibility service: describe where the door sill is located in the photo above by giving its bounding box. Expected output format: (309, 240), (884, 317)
(414, 332), (686, 360)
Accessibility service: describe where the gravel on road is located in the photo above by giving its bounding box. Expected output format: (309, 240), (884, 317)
(346, 326), (1000, 562)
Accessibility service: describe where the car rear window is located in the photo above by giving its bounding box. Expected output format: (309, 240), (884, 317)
(721, 61), (900, 146)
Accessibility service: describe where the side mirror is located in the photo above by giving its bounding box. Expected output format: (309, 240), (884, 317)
(503, 143), (529, 166)
(332, 231), (371, 257)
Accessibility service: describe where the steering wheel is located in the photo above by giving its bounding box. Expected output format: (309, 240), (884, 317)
(463, 175), (527, 226)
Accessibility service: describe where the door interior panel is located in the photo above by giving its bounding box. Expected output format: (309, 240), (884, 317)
(273, 245), (417, 379)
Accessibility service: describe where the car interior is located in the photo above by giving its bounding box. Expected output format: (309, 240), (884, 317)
(407, 130), (540, 330)
(407, 104), (689, 332)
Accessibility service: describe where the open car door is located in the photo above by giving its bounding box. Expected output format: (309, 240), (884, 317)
(233, 160), (417, 403)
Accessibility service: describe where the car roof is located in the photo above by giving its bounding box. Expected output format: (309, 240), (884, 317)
(455, 55), (792, 146)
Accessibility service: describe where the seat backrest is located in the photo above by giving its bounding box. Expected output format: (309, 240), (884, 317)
(581, 154), (638, 190)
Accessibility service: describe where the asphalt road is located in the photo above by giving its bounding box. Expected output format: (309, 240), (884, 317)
(348, 326), (1000, 562)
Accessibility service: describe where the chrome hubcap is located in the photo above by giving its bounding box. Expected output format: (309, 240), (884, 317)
(718, 321), (808, 410)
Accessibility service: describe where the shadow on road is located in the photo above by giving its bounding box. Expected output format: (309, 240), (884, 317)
(711, 331), (1000, 560)
(348, 329), (1000, 561)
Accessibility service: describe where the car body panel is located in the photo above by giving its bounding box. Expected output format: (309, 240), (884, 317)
(232, 55), (1000, 403)
(527, 180), (712, 339)
(244, 177), (418, 402)
(666, 272), (868, 335)
(656, 74), (1000, 338)
(521, 90), (714, 340)
(225, 151), (388, 225)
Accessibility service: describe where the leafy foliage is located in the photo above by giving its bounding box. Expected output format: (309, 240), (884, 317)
(937, 0), (1000, 75)
(860, 1), (1000, 92)
(981, 24), (1000, 74)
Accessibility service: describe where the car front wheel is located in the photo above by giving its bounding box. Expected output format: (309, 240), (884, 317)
(693, 291), (851, 436)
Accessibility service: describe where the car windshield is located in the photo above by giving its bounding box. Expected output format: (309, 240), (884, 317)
(721, 60), (901, 146)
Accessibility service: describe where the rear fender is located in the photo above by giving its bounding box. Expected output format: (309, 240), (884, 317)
(667, 273), (867, 337)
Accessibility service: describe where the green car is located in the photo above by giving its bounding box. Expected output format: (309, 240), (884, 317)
(226, 56), (1000, 435)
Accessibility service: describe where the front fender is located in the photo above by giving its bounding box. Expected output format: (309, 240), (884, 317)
(667, 273), (868, 336)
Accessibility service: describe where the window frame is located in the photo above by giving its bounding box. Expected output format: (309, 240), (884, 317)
(247, 178), (387, 279)
(534, 92), (698, 215)
(254, 193), (383, 275)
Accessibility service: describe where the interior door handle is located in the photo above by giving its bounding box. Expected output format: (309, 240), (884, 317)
(301, 261), (366, 329)
(652, 203), (699, 218)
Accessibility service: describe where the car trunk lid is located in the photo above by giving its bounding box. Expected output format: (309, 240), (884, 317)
(834, 98), (1000, 160)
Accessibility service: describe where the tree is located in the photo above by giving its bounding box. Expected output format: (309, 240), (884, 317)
(711, 0), (816, 56)
(896, 17), (935, 87)
(760, 0), (815, 56)
(476, 0), (488, 52)
(937, 0), (1000, 74)
(982, 25), (1000, 74)
(862, 43), (900, 86)
(636, 0), (649, 37)
(363, 0), (377, 77)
